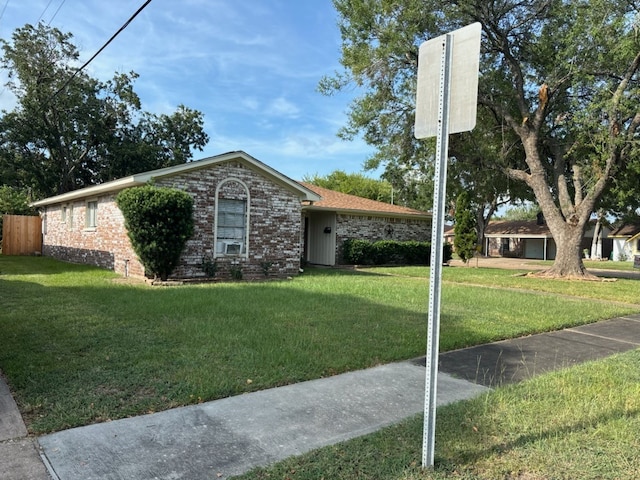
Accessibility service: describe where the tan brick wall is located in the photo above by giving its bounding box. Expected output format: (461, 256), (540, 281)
(42, 195), (144, 277)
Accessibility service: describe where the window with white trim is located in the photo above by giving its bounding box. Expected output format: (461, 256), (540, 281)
(86, 200), (98, 228)
(216, 198), (246, 255)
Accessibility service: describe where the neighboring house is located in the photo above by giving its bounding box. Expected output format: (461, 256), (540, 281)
(484, 220), (556, 259)
(300, 183), (431, 265)
(480, 218), (611, 260)
(609, 224), (640, 262)
(30, 151), (432, 279)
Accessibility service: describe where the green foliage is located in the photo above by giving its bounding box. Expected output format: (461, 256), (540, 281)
(303, 170), (393, 204)
(116, 185), (194, 281)
(325, 0), (640, 276)
(453, 192), (478, 263)
(199, 256), (218, 278)
(0, 23), (208, 197)
(260, 261), (273, 277)
(454, 192), (477, 263)
(229, 265), (243, 280)
(342, 239), (452, 265)
(499, 203), (541, 221)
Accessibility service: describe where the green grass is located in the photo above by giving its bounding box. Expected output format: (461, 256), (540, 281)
(235, 349), (640, 480)
(0, 256), (639, 435)
(362, 265), (640, 305)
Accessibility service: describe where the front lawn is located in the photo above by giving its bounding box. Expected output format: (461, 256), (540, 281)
(0, 256), (638, 434)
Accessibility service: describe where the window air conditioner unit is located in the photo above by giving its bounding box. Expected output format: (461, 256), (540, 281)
(224, 242), (242, 255)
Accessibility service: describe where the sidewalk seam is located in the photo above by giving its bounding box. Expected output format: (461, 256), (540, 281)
(565, 328), (640, 347)
(37, 440), (60, 480)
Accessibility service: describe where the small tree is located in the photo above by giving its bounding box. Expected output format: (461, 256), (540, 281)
(454, 192), (477, 264)
(116, 185), (194, 281)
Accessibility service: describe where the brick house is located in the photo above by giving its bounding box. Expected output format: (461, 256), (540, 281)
(31, 151), (431, 279)
(482, 219), (612, 260)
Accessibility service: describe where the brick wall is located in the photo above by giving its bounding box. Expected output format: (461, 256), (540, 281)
(42, 160), (303, 280)
(42, 195), (144, 277)
(155, 160), (302, 279)
(335, 214), (431, 263)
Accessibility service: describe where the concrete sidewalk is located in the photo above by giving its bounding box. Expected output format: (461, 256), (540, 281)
(0, 373), (52, 480)
(438, 314), (640, 386)
(37, 364), (486, 480)
(2, 313), (640, 480)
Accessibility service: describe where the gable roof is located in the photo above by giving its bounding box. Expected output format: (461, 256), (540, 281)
(300, 183), (431, 219)
(31, 151), (321, 207)
(484, 220), (552, 238)
(609, 224), (640, 238)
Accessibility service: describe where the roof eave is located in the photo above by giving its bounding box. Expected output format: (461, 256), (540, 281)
(302, 204), (431, 219)
(30, 150), (321, 207)
(30, 176), (143, 207)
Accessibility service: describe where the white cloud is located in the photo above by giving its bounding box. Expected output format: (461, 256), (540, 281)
(265, 97), (300, 118)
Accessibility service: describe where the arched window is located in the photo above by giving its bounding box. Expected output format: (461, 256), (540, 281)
(214, 178), (250, 257)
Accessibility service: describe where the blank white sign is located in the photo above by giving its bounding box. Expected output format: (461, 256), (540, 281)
(414, 22), (481, 139)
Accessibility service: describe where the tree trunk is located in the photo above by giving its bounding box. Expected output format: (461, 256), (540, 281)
(590, 212), (603, 260)
(533, 221), (597, 279)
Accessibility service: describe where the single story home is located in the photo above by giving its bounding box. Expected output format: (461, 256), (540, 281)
(609, 224), (640, 262)
(445, 216), (613, 260)
(31, 151), (431, 280)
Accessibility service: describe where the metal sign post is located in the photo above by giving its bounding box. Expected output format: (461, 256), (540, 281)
(414, 22), (481, 468)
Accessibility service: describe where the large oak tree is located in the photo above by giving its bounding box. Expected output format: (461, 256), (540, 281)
(324, 0), (640, 278)
(0, 23), (209, 198)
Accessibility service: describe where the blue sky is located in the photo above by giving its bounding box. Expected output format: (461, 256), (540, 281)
(0, 0), (379, 181)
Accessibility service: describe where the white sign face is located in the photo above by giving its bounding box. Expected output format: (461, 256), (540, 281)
(414, 22), (482, 139)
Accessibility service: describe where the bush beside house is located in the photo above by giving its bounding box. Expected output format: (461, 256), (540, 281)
(342, 239), (452, 266)
(116, 185), (194, 281)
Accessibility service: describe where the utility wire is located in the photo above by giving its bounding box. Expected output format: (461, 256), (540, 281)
(37, 0), (54, 23)
(0, 0), (10, 22)
(50, 0), (153, 101)
(48, 0), (66, 25)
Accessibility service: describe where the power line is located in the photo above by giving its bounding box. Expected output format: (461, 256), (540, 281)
(48, 0), (66, 25)
(50, 0), (153, 101)
(0, 0), (10, 23)
(37, 0), (54, 23)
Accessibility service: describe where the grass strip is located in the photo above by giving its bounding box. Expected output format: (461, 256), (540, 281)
(234, 349), (640, 480)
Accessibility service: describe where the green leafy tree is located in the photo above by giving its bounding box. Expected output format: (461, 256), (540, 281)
(500, 203), (541, 222)
(303, 170), (393, 203)
(453, 191), (477, 263)
(324, 0), (640, 278)
(0, 23), (209, 198)
(116, 185), (194, 281)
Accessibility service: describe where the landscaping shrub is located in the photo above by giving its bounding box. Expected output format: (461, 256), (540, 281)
(116, 185), (194, 281)
(342, 239), (452, 265)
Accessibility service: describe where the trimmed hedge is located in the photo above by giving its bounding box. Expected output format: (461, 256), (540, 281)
(342, 239), (452, 266)
(116, 185), (194, 281)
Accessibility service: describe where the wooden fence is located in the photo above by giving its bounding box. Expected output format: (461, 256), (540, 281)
(1, 214), (42, 255)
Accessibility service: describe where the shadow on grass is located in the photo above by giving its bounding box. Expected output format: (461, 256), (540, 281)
(0, 271), (434, 433)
